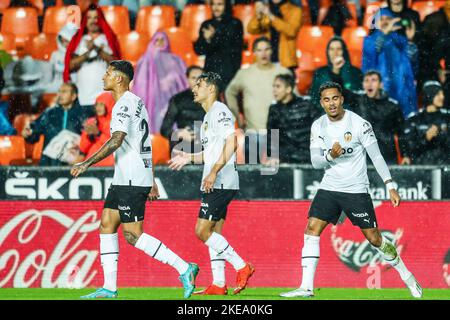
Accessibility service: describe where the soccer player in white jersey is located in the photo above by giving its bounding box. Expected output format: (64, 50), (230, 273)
(168, 72), (255, 295)
(280, 82), (422, 299)
(70, 60), (199, 299)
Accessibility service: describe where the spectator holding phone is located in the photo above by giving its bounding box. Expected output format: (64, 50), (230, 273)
(387, 0), (421, 41)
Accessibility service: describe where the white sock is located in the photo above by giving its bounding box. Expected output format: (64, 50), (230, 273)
(135, 233), (189, 275)
(100, 233), (119, 292)
(300, 234), (320, 291)
(209, 247), (226, 287)
(375, 236), (412, 281)
(205, 232), (246, 271)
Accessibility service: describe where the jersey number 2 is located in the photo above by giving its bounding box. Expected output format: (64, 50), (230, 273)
(140, 119), (152, 154)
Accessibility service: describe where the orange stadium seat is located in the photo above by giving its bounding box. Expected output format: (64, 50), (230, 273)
(412, 0), (445, 21)
(0, 0), (11, 14)
(241, 50), (254, 67)
(101, 6), (130, 35)
(0, 136), (26, 165)
(31, 134), (44, 163)
(26, 33), (57, 61)
(43, 6), (72, 34)
(297, 50), (316, 71)
(180, 4), (212, 42)
(342, 26), (368, 52)
(151, 134), (170, 165)
(163, 27), (198, 66)
(301, 0), (312, 25)
(1, 7), (39, 48)
(295, 69), (314, 95)
(135, 5), (176, 37)
(297, 26), (334, 67)
(233, 3), (255, 37)
(0, 33), (16, 52)
(29, 0), (44, 16)
(118, 31), (150, 65)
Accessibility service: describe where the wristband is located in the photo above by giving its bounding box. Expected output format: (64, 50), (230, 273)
(386, 182), (396, 190)
(325, 151), (333, 163)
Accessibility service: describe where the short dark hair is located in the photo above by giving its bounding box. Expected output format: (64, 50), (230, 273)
(319, 81), (343, 97)
(110, 60), (134, 82)
(198, 71), (222, 96)
(63, 81), (78, 95)
(364, 70), (382, 82)
(275, 73), (295, 90)
(186, 65), (203, 78)
(252, 36), (271, 52)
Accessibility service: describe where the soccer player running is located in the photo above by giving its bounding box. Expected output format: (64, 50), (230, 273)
(280, 82), (422, 298)
(168, 72), (254, 295)
(70, 60), (199, 299)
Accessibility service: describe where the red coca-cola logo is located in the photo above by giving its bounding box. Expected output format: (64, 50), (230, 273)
(0, 209), (100, 288)
(330, 225), (404, 272)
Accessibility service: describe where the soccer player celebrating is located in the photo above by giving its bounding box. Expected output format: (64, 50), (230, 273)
(168, 72), (255, 295)
(71, 60), (199, 299)
(280, 82), (422, 298)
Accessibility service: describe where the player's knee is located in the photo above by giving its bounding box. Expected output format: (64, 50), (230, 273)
(195, 225), (211, 242)
(305, 222), (321, 236)
(123, 230), (141, 246)
(366, 232), (382, 247)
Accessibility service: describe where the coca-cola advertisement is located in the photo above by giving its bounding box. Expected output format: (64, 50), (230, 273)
(1, 201), (449, 288)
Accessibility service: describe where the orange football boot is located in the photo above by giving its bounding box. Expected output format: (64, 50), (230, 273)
(233, 263), (255, 294)
(193, 284), (228, 295)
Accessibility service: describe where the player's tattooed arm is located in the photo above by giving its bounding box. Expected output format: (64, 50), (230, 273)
(70, 131), (126, 177)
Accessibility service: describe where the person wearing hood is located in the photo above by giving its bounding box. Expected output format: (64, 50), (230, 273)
(417, 0), (450, 97)
(194, 0), (243, 88)
(46, 23), (78, 93)
(309, 36), (362, 111)
(362, 7), (418, 119)
(353, 70), (404, 164)
(22, 82), (95, 166)
(132, 31), (189, 134)
(400, 81), (450, 165)
(64, 4), (121, 107)
(387, 0), (421, 39)
(79, 91), (115, 166)
(247, 0), (302, 72)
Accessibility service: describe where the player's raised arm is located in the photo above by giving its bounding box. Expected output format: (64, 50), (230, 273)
(71, 131), (126, 177)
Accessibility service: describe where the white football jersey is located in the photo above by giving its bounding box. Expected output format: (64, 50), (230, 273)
(200, 101), (239, 191)
(110, 91), (153, 187)
(310, 110), (377, 193)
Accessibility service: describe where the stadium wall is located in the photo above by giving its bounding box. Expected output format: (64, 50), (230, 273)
(1, 200), (449, 289)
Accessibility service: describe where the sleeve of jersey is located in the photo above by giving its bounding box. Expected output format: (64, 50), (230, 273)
(366, 142), (392, 183)
(216, 109), (235, 139)
(110, 102), (132, 134)
(359, 120), (377, 148)
(310, 122), (329, 169)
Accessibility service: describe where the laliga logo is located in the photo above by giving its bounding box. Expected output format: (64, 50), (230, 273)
(0, 209), (100, 288)
(331, 225), (404, 272)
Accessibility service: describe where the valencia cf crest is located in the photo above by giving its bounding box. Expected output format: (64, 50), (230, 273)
(344, 131), (352, 142)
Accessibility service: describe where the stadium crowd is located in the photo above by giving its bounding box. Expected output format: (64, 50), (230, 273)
(0, 0), (448, 166)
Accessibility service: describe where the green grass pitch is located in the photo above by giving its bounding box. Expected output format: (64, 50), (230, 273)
(0, 288), (449, 300)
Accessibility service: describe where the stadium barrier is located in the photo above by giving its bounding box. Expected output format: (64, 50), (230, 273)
(0, 165), (448, 200)
(0, 200), (449, 289)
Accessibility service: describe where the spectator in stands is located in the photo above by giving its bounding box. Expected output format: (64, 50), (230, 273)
(248, 0), (302, 74)
(79, 91), (115, 166)
(64, 4), (121, 108)
(400, 81), (450, 165)
(225, 37), (291, 163)
(353, 70), (404, 164)
(133, 31), (189, 134)
(266, 73), (318, 165)
(387, 0), (421, 38)
(309, 36), (362, 111)
(307, 0), (320, 25)
(418, 0), (450, 98)
(160, 65), (205, 153)
(322, 0), (353, 36)
(194, 0), (243, 88)
(3, 56), (52, 111)
(46, 23), (78, 93)
(21, 82), (95, 166)
(0, 66), (16, 135)
(362, 7), (418, 118)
